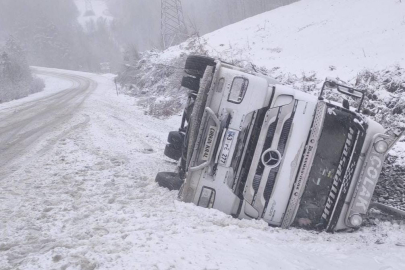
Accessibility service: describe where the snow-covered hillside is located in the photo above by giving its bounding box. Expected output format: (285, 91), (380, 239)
(164, 0), (405, 80)
(138, 0), (405, 122)
(121, 0), (405, 159)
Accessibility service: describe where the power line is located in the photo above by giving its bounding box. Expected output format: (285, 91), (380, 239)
(161, 0), (188, 49)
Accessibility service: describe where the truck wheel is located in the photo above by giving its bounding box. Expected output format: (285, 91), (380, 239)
(164, 144), (182, 160)
(168, 131), (184, 147)
(185, 55), (215, 78)
(155, 172), (184, 191)
(181, 76), (200, 92)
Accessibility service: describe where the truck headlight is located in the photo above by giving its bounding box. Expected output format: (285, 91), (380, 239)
(374, 140), (388, 153)
(350, 214), (363, 227)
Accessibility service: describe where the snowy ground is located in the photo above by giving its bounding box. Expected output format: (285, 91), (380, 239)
(1, 68), (405, 270)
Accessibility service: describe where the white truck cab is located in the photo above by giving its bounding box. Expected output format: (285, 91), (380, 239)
(156, 55), (403, 232)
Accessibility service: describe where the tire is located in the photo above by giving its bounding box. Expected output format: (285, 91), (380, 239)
(181, 76), (200, 92)
(155, 172), (184, 191)
(164, 143), (182, 160)
(168, 131), (184, 147)
(184, 55), (215, 78)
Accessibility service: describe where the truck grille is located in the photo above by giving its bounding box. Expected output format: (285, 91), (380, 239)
(262, 106), (296, 213)
(235, 108), (268, 197)
(253, 120), (278, 193)
(263, 117), (294, 200)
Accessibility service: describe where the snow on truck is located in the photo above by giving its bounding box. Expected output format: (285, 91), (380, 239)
(155, 55), (404, 232)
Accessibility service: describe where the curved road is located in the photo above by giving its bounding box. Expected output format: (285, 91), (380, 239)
(0, 70), (97, 180)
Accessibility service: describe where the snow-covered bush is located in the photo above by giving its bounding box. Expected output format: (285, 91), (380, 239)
(116, 50), (189, 118)
(115, 36), (215, 117)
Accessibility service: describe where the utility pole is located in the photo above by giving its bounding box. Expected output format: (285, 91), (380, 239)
(84, 0), (95, 16)
(161, 0), (188, 49)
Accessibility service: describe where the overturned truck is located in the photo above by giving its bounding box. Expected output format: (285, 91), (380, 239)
(156, 55), (404, 232)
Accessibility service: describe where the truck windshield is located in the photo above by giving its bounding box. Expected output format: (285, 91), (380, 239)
(293, 105), (357, 230)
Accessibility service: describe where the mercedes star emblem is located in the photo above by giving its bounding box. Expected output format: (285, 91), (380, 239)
(261, 149), (282, 168)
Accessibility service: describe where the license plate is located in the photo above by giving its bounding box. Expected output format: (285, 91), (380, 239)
(201, 126), (217, 161)
(219, 130), (236, 166)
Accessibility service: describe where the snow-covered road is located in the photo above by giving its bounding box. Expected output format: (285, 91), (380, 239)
(0, 71), (96, 178)
(1, 69), (404, 270)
